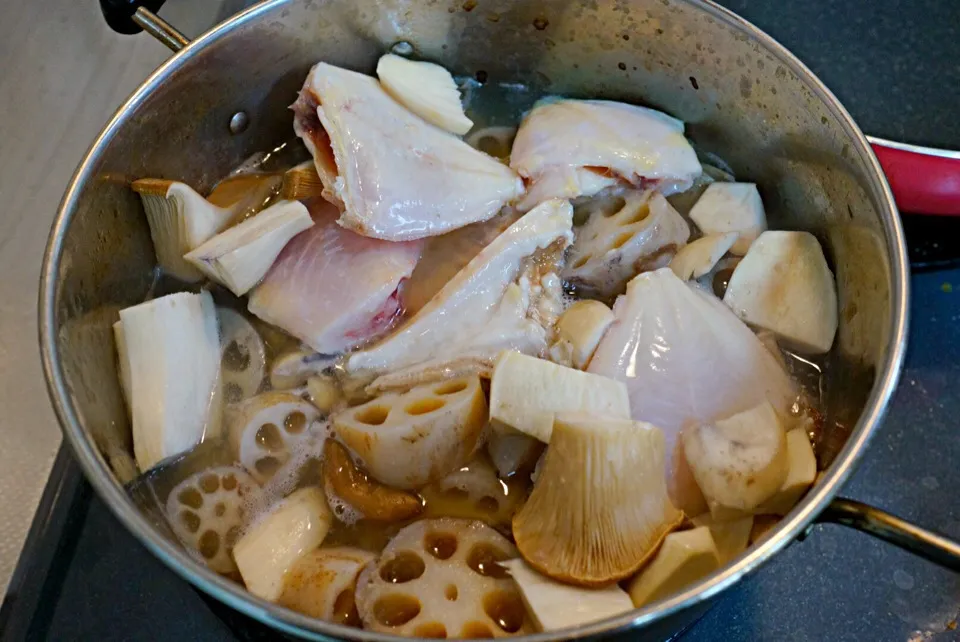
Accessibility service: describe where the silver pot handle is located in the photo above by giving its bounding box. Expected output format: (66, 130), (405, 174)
(819, 498), (960, 571)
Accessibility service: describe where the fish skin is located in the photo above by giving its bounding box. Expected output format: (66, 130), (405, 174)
(511, 99), (702, 210)
(293, 62), (524, 241)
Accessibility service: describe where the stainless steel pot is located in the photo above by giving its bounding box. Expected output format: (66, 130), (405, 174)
(38, 0), (960, 639)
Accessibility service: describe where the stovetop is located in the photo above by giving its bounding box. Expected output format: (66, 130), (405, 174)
(3, 1), (960, 641)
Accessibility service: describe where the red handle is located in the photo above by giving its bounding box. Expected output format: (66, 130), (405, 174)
(869, 136), (960, 216)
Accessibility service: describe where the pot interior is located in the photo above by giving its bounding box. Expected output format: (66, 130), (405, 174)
(44, 0), (904, 638)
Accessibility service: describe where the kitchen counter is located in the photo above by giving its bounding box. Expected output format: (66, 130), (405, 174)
(1, 0), (959, 640)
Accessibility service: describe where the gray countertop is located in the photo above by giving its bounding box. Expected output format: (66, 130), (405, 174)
(1, 0), (959, 640)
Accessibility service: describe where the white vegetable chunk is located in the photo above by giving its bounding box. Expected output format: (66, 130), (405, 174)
(723, 230), (839, 354)
(377, 54), (474, 135)
(233, 487), (332, 602)
(757, 428), (818, 515)
(185, 200), (314, 296)
(669, 232), (738, 280)
(691, 514), (753, 565)
(688, 183), (767, 255)
(118, 291), (222, 471)
(278, 547), (374, 624)
(333, 375), (488, 489)
(549, 300), (615, 369)
(563, 190), (690, 299)
(683, 401), (789, 516)
(626, 526), (720, 607)
(502, 559), (634, 632)
(217, 308), (266, 404)
(489, 351), (631, 442)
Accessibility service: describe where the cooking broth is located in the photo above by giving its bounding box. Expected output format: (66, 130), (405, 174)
(118, 63), (834, 636)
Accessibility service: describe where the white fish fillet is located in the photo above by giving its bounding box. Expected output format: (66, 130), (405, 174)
(293, 62), (524, 241)
(588, 268), (796, 515)
(248, 200), (422, 354)
(347, 199), (574, 379)
(511, 99), (702, 210)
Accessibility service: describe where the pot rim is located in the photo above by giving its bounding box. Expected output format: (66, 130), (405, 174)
(38, 0), (909, 639)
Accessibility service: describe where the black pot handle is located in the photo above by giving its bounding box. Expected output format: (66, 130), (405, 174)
(99, 0), (188, 52)
(819, 498), (960, 571)
(100, 0), (166, 34)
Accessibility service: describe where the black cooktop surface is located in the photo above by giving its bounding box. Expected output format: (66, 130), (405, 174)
(4, 0), (960, 640)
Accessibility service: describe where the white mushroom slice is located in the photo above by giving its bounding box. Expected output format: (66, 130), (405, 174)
(756, 428), (818, 515)
(217, 308), (266, 404)
(489, 350), (630, 443)
(376, 54), (474, 135)
(691, 514), (753, 565)
(512, 414), (683, 587)
(165, 466), (258, 575)
(683, 401), (789, 516)
(688, 182), (767, 255)
(270, 349), (337, 390)
(465, 126), (518, 160)
(626, 526), (721, 608)
(333, 375), (488, 489)
(347, 199), (573, 381)
(355, 518), (533, 638)
(228, 392), (322, 483)
(669, 232), (739, 281)
(486, 425), (544, 479)
(420, 455), (527, 529)
(723, 230), (839, 354)
(118, 291), (222, 471)
(131, 179), (238, 282)
(502, 559), (634, 632)
(563, 190), (690, 300)
(185, 200), (314, 296)
(549, 300), (615, 370)
(278, 547), (375, 624)
(234, 487), (333, 602)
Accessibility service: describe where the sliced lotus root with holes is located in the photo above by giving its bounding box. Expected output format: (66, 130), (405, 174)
(333, 376), (488, 490)
(420, 455), (528, 529)
(278, 547), (375, 625)
(563, 189), (690, 300)
(218, 308), (267, 405)
(165, 466), (258, 575)
(228, 391), (321, 483)
(355, 518), (533, 638)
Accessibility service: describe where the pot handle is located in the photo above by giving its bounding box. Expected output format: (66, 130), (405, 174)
(818, 497), (960, 571)
(869, 136), (960, 216)
(98, 0), (189, 52)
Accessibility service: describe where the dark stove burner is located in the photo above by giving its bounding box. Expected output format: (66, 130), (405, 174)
(903, 214), (960, 272)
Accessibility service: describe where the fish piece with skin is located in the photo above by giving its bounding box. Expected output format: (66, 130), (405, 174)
(588, 268), (796, 516)
(292, 62), (524, 241)
(347, 199), (573, 384)
(247, 200), (421, 355)
(511, 99), (702, 211)
(403, 209), (522, 315)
